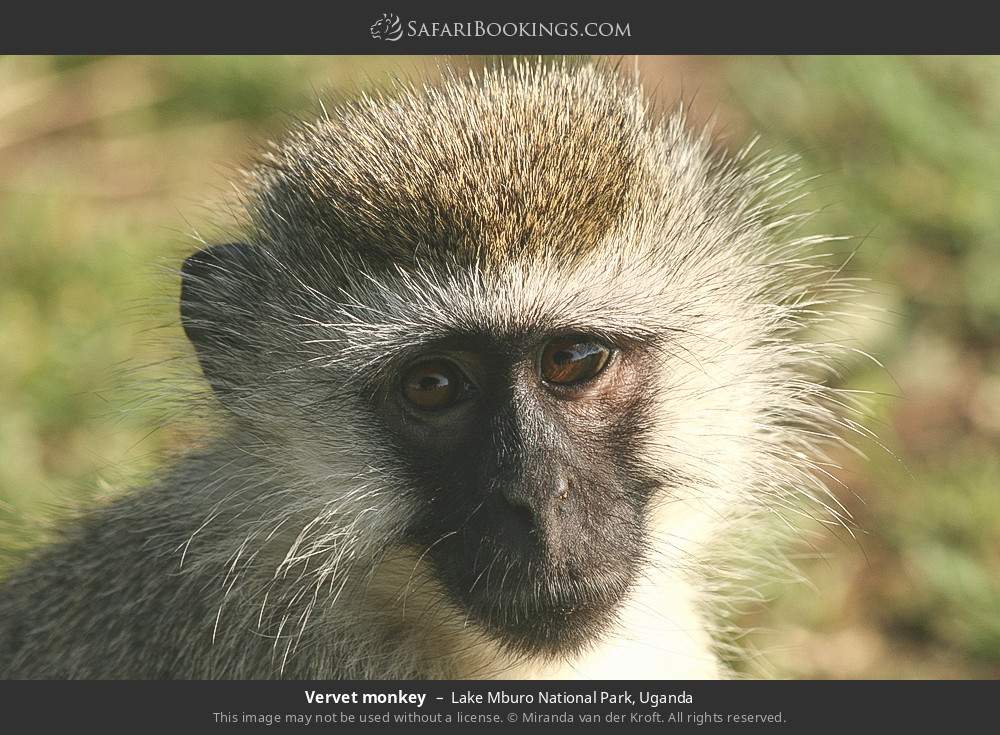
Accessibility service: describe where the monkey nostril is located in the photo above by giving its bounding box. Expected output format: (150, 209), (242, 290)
(507, 501), (537, 536)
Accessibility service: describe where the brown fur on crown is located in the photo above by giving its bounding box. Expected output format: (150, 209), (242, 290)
(247, 61), (647, 273)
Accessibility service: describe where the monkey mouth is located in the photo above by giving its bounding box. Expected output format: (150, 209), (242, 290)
(408, 483), (653, 656)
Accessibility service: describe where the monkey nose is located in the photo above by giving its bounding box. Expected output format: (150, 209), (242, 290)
(500, 476), (573, 547)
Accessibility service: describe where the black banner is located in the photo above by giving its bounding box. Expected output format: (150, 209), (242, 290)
(0, 4), (995, 54)
(1, 680), (995, 732)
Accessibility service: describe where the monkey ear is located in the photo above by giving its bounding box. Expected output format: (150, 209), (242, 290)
(180, 243), (266, 396)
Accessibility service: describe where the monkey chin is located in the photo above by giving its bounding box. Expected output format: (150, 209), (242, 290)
(446, 562), (637, 659)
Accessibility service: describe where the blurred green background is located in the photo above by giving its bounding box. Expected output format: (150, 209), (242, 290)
(0, 56), (997, 678)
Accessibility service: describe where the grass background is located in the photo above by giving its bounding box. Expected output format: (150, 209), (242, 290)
(0, 55), (997, 678)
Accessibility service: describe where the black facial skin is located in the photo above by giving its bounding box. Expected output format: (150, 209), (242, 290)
(378, 332), (659, 657)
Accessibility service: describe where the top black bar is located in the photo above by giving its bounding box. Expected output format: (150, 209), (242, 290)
(2, 4), (997, 54)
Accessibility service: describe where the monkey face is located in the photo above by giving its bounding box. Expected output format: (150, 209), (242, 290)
(180, 235), (670, 659)
(377, 331), (659, 656)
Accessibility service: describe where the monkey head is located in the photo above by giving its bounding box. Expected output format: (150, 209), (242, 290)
(178, 62), (844, 662)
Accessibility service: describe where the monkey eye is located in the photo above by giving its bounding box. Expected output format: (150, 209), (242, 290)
(539, 336), (612, 386)
(401, 358), (469, 412)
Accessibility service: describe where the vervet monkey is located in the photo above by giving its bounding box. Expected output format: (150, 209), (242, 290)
(0, 60), (862, 679)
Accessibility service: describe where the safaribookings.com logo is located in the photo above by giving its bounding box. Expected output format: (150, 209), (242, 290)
(370, 13), (631, 42)
(370, 13), (404, 41)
